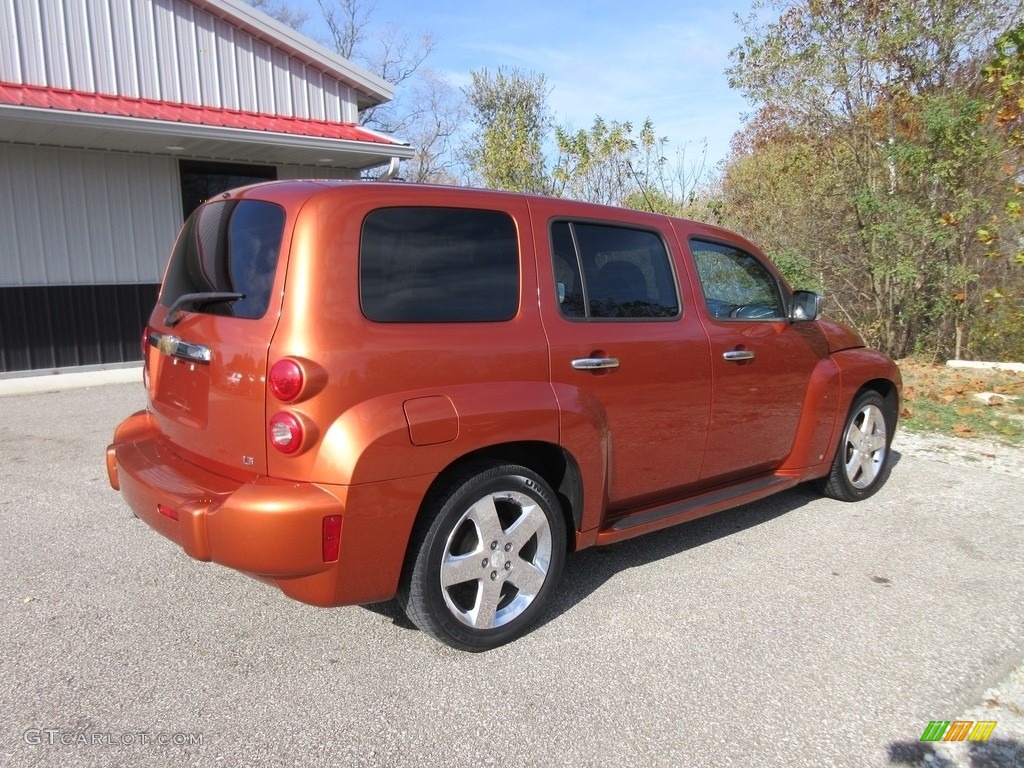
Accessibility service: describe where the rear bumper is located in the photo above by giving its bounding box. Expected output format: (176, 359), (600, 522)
(106, 410), (425, 606)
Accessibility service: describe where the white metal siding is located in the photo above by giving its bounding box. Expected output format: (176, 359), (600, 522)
(0, 144), (364, 288)
(0, 144), (181, 287)
(2, 0), (360, 122)
(109, 0), (140, 97)
(269, 49), (288, 114)
(153, 0), (181, 101)
(66, 0), (94, 91)
(0, 0), (21, 82)
(131, 0), (159, 100)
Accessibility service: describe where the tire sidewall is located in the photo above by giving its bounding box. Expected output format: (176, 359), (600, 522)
(829, 390), (893, 501)
(409, 465), (566, 651)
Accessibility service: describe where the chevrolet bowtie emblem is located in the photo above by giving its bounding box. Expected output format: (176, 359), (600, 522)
(158, 334), (180, 356)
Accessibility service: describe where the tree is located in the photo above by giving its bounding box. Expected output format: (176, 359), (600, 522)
(714, 113), (835, 296)
(552, 117), (639, 206)
(463, 67), (552, 193)
(245, 0), (461, 182)
(315, 0), (435, 135)
(552, 117), (702, 212)
(725, 0), (1023, 360)
(972, 24), (1024, 360)
(400, 69), (468, 184)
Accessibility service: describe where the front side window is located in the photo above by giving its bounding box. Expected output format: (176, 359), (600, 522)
(690, 240), (785, 320)
(551, 221), (679, 320)
(360, 207), (519, 323)
(159, 200), (285, 319)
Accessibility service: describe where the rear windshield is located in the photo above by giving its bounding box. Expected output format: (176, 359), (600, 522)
(159, 200), (285, 319)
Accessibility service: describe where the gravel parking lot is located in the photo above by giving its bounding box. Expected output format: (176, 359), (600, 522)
(1, 380), (1022, 767)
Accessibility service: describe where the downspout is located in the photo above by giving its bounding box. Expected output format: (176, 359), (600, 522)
(378, 157), (402, 180)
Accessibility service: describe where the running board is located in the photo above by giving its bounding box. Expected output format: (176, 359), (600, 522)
(596, 474), (798, 546)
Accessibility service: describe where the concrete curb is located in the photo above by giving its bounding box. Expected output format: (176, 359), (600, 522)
(947, 360), (1024, 372)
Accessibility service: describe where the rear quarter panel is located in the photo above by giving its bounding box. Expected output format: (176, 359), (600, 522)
(266, 185), (560, 487)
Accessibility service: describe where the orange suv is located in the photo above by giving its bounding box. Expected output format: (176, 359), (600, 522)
(106, 180), (901, 651)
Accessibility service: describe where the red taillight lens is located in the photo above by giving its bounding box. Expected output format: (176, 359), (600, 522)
(268, 412), (303, 454)
(269, 359), (304, 402)
(322, 515), (342, 562)
(141, 327), (150, 357)
(157, 504), (179, 521)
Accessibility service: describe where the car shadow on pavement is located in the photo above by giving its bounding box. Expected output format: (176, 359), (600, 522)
(541, 480), (825, 627)
(542, 448), (903, 625)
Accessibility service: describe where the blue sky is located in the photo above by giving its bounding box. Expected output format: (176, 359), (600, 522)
(286, 0), (761, 173)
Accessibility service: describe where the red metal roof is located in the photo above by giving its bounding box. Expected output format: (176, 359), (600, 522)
(0, 81), (402, 145)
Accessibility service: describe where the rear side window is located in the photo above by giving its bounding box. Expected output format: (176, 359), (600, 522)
(360, 207), (519, 323)
(159, 200), (285, 319)
(551, 221), (679, 319)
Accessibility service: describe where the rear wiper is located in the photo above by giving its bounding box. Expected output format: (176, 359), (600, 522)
(164, 292), (245, 327)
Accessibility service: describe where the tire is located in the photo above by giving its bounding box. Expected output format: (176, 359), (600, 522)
(818, 390), (894, 502)
(397, 463), (567, 652)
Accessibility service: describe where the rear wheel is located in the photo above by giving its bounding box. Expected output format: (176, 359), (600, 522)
(398, 464), (566, 651)
(818, 390), (893, 501)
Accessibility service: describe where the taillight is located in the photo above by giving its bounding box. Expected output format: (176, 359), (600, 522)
(322, 515), (342, 562)
(141, 327), (150, 357)
(269, 358), (304, 402)
(268, 412), (304, 454)
(157, 504), (179, 521)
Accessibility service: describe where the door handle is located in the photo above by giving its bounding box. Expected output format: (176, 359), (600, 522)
(723, 350), (755, 362)
(572, 357), (620, 371)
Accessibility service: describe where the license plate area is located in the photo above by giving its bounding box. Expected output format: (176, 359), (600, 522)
(149, 332), (211, 428)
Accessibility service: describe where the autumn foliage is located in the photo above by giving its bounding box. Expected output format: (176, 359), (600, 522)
(720, 0), (1024, 362)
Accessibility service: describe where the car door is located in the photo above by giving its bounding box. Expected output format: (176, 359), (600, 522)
(537, 215), (712, 513)
(684, 237), (830, 483)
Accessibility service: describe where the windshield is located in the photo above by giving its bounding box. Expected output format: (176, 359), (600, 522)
(159, 200), (285, 320)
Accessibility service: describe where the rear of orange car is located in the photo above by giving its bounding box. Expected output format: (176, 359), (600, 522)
(106, 181), (415, 607)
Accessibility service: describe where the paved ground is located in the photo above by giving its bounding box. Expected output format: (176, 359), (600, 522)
(1, 382), (1022, 768)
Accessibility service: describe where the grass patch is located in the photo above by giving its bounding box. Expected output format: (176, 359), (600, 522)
(898, 360), (1024, 445)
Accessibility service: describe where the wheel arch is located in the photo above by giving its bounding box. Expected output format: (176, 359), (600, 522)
(859, 377), (901, 431)
(822, 350), (903, 468)
(819, 376), (901, 472)
(413, 441), (583, 553)
(815, 381), (898, 501)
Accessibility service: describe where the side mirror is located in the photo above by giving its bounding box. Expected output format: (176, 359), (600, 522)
(790, 290), (821, 321)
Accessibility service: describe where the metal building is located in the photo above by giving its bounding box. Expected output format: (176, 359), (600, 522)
(0, 0), (413, 374)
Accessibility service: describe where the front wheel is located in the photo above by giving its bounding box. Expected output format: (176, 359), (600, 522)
(397, 464), (567, 651)
(818, 390), (894, 501)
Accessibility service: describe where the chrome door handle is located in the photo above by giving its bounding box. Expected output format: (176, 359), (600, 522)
(723, 350), (755, 362)
(572, 357), (620, 371)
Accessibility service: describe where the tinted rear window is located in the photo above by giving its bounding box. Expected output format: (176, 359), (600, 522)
(159, 200), (285, 319)
(360, 207), (519, 322)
